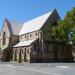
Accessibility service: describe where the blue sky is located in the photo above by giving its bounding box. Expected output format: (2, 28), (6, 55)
(0, 0), (75, 29)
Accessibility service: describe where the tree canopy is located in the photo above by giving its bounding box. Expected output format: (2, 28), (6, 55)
(51, 7), (75, 43)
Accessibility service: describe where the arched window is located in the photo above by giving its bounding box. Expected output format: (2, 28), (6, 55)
(30, 34), (32, 37)
(24, 48), (26, 62)
(14, 49), (17, 61)
(3, 32), (6, 45)
(19, 49), (22, 63)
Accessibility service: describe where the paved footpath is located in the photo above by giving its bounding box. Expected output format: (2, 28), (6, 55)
(0, 62), (75, 75)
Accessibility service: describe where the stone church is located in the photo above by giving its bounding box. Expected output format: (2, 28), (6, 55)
(0, 9), (74, 63)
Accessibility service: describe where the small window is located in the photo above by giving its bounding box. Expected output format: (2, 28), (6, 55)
(15, 50), (17, 53)
(25, 48), (26, 50)
(22, 50), (23, 54)
(20, 36), (22, 39)
(34, 45), (37, 50)
(27, 49), (29, 54)
(35, 32), (38, 36)
(51, 35), (55, 39)
(30, 34), (32, 37)
(25, 35), (26, 38)
(3, 32), (6, 45)
(24, 48), (26, 53)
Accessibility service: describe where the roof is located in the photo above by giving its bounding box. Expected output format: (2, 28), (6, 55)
(19, 9), (54, 35)
(1, 18), (23, 36)
(13, 39), (36, 47)
(9, 21), (23, 35)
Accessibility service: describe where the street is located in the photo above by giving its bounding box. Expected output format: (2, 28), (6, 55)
(0, 62), (75, 75)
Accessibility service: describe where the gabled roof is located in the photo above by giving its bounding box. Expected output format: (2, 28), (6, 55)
(19, 9), (55, 35)
(2, 9), (59, 36)
(9, 21), (23, 35)
(1, 18), (23, 36)
(13, 39), (36, 47)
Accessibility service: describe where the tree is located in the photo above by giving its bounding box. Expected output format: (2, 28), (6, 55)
(63, 7), (75, 42)
(51, 20), (66, 41)
(51, 7), (75, 43)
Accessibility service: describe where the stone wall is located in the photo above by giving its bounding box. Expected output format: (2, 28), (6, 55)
(13, 46), (31, 63)
(19, 31), (39, 41)
(10, 35), (19, 46)
(41, 9), (60, 41)
(0, 19), (10, 49)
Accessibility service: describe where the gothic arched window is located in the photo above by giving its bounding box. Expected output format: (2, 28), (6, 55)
(3, 32), (6, 45)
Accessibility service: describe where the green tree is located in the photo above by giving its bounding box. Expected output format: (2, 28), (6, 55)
(51, 20), (66, 41)
(63, 7), (75, 42)
(51, 7), (75, 43)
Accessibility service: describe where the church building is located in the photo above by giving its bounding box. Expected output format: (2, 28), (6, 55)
(0, 9), (73, 63)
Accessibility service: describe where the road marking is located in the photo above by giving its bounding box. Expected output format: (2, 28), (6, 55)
(56, 66), (70, 69)
(4, 64), (14, 67)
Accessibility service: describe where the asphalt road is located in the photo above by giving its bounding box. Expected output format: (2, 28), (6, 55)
(0, 62), (75, 75)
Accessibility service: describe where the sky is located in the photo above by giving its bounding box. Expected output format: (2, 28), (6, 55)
(0, 0), (75, 30)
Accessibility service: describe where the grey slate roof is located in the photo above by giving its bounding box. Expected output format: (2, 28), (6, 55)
(13, 39), (36, 47)
(19, 9), (54, 35)
(4, 9), (58, 36)
(8, 20), (23, 35)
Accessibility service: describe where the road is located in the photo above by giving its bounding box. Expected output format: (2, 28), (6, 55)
(0, 62), (75, 75)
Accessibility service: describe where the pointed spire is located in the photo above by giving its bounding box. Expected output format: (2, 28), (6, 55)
(4, 18), (9, 23)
